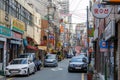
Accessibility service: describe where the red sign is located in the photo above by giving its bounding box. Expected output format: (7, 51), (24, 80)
(12, 31), (22, 39)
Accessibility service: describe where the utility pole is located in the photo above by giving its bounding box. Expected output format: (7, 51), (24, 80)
(87, 6), (89, 49)
(47, 3), (50, 51)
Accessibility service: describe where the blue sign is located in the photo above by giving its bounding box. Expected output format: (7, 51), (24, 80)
(23, 39), (28, 46)
(110, 43), (114, 49)
(49, 35), (54, 39)
(99, 40), (108, 49)
(0, 25), (11, 37)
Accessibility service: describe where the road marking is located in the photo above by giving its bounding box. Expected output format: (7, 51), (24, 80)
(51, 67), (63, 71)
(7, 78), (13, 80)
(82, 73), (84, 80)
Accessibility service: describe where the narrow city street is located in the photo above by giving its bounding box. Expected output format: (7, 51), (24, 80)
(6, 59), (87, 80)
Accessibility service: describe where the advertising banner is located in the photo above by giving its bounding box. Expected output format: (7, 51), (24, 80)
(88, 28), (94, 37)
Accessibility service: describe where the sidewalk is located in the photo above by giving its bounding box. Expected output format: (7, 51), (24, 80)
(0, 75), (4, 80)
(92, 72), (104, 80)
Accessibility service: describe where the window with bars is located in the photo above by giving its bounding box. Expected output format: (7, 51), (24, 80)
(0, 0), (33, 26)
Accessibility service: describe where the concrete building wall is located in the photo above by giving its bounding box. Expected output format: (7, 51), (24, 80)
(16, 0), (34, 14)
(17, 0), (42, 45)
(26, 0), (48, 18)
(34, 12), (41, 44)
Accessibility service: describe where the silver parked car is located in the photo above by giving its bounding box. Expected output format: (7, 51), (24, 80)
(44, 54), (58, 67)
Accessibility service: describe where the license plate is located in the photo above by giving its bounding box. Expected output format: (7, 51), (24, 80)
(11, 71), (19, 73)
(75, 67), (81, 69)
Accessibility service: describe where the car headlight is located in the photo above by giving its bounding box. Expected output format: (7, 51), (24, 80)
(53, 60), (57, 62)
(69, 64), (74, 67)
(83, 64), (87, 67)
(22, 67), (28, 69)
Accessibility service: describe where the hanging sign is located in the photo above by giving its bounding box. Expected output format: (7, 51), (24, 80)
(92, 3), (112, 18)
(103, 0), (120, 3)
(99, 40), (108, 52)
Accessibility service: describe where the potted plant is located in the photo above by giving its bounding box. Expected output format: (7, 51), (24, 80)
(87, 64), (94, 80)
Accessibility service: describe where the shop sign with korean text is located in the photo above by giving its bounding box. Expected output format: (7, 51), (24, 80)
(92, 3), (112, 18)
(12, 19), (25, 34)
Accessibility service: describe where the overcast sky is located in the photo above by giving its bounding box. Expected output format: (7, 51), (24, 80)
(69, 0), (89, 24)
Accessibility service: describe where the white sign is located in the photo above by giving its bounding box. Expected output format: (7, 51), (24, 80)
(94, 29), (98, 40)
(92, 3), (112, 18)
(105, 20), (115, 40)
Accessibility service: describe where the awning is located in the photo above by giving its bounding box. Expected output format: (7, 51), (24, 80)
(38, 46), (47, 51)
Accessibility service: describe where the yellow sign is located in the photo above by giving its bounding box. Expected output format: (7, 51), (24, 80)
(104, 0), (120, 2)
(12, 19), (25, 31)
(57, 42), (61, 47)
(38, 46), (47, 50)
(110, 0), (120, 2)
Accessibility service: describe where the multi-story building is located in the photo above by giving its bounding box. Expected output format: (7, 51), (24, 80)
(26, 0), (61, 50)
(0, 0), (41, 75)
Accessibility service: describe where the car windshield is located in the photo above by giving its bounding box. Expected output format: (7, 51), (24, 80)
(77, 54), (86, 58)
(46, 55), (56, 59)
(10, 59), (27, 64)
(70, 58), (83, 62)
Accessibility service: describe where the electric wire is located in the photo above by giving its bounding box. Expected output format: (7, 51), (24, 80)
(70, 0), (83, 13)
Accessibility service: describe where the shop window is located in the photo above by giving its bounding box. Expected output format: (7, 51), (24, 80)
(0, 48), (3, 62)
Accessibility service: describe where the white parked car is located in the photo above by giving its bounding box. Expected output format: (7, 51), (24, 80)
(6, 58), (36, 77)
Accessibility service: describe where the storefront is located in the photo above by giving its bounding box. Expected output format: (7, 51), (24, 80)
(23, 37), (38, 53)
(0, 25), (11, 75)
(104, 20), (115, 80)
(9, 18), (25, 62)
(9, 32), (23, 62)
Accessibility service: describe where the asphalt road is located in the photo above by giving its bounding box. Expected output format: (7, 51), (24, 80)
(6, 59), (87, 80)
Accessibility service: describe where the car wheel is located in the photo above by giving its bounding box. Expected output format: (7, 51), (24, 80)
(68, 68), (72, 72)
(56, 64), (58, 67)
(37, 66), (41, 70)
(27, 69), (30, 76)
(6, 75), (10, 77)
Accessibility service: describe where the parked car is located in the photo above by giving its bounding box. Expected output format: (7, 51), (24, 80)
(67, 52), (74, 58)
(76, 53), (88, 63)
(44, 54), (58, 67)
(6, 58), (36, 77)
(18, 53), (36, 61)
(67, 49), (74, 58)
(18, 53), (42, 71)
(34, 59), (42, 70)
(68, 57), (87, 72)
